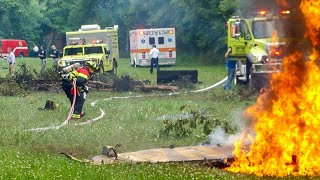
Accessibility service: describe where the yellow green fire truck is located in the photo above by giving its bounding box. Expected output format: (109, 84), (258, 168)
(58, 24), (119, 74)
(227, 10), (304, 89)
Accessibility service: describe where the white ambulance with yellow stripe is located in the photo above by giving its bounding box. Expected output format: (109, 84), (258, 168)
(129, 28), (176, 67)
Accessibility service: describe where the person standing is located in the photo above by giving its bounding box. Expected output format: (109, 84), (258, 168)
(62, 61), (99, 119)
(149, 45), (160, 74)
(50, 45), (59, 72)
(33, 45), (39, 57)
(223, 47), (237, 90)
(5, 48), (16, 77)
(38, 45), (46, 74)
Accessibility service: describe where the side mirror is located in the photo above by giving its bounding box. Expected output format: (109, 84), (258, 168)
(107, 50), (111, 54)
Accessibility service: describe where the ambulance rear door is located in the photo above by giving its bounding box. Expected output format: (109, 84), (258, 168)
(129, 30), (139, 66)
(137, 30), (149, 65)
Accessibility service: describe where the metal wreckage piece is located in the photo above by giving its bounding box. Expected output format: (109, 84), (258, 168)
(61, 144), (234, 167)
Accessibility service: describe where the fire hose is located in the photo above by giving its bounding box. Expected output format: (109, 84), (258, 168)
(190, 77), (228, 93)
(28, 76), (228, 132)
(66, 80), (77, 121)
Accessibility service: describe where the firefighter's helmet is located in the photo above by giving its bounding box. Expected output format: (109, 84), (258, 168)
(86, 61), (99, 72)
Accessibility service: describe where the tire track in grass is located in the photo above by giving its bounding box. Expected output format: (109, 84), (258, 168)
(28, 77), (227, 132)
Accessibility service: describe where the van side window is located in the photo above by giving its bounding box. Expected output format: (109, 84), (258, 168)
(230, 22), (236, 38)
(0, 41), (2, 47)
(158, 37), (164, 44)
(149, 37), (155, 45)
(241, 20), (251, 40)
(234, 21), (241, 39)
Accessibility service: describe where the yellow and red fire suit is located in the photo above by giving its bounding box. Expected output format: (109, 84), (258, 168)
(62, 66), (91, 119)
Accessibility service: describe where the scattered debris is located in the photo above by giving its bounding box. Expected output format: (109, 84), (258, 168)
(61, 144), (235, 165)
(102, 144), (121, 159)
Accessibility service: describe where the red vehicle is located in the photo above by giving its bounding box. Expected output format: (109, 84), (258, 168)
(0, 39), (28, 57)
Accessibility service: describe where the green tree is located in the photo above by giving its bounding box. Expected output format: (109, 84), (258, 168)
(0, 0), (44, 46)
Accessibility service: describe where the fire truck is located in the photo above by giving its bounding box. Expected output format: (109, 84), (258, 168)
(0, 39), (28, 57)
(129, 28), (176, 67)
(227, 10), (304, 89)
(58, 24), (119, 73)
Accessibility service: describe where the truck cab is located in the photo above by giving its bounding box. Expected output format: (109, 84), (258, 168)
(58, 24), (119, 74)
(59, 43), (113, 73)
(0, 39), (28, 57)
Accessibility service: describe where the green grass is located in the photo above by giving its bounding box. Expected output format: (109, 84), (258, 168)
(0, 58), (317, 179)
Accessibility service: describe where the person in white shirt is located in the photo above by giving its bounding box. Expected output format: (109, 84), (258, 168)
(149, 45), (160, 74)
(6, 48), (16, 76)
(33, 45), (39, 57)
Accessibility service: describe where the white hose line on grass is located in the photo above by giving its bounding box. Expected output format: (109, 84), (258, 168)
(190, 77), (227, 93)
(91, 95), (147, 107)
(28, 120), (69, 132)
(28, 77), (227, 132)
(74, 109), (105, 126)
(28, 108), (105, 132)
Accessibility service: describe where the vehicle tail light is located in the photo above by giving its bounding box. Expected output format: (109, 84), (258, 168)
(169, 50), (172, 58)
(259, 10), (267, 16)
(274, 50), (281, 56)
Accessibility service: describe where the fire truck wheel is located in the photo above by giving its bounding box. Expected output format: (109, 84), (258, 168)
(131, 59), (136, 67)
(234, 75), (240, 85)
(19, 52), (24, 58)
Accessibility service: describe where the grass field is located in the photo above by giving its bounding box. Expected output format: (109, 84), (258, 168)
(0, 57), (317, 179)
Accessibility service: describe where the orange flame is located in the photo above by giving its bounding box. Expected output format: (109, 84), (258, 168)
(227, 0), (320, 177)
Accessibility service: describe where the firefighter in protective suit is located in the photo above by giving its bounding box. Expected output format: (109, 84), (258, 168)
(62, 61), (99, 119)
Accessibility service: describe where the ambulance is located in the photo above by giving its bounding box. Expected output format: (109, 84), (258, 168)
(0, 39), (28, 57)
(129, 28), (176, 67)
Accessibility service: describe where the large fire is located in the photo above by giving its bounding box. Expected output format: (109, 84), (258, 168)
(227, 0), (320, 177)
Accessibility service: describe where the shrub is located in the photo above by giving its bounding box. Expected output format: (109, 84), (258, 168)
(159, 105), (235, 138)
(0, 78), (27, 96)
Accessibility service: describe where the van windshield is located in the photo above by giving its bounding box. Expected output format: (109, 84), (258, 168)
(252, 19), (305, 39)
(84, 46), (103, 55)
(64, 47), (83, 56)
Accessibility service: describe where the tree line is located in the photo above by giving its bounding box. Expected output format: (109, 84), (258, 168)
(0, 0), (239, 62)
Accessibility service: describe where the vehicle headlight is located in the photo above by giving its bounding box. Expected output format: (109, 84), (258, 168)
(58, 60), (66, 67)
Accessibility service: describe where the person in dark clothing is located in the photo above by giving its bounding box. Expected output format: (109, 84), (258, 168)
(50, 45), (60, 72)
(38, 45), (46, 74)
(223, 47), (237, 90)
(62, 61), (99, 119)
